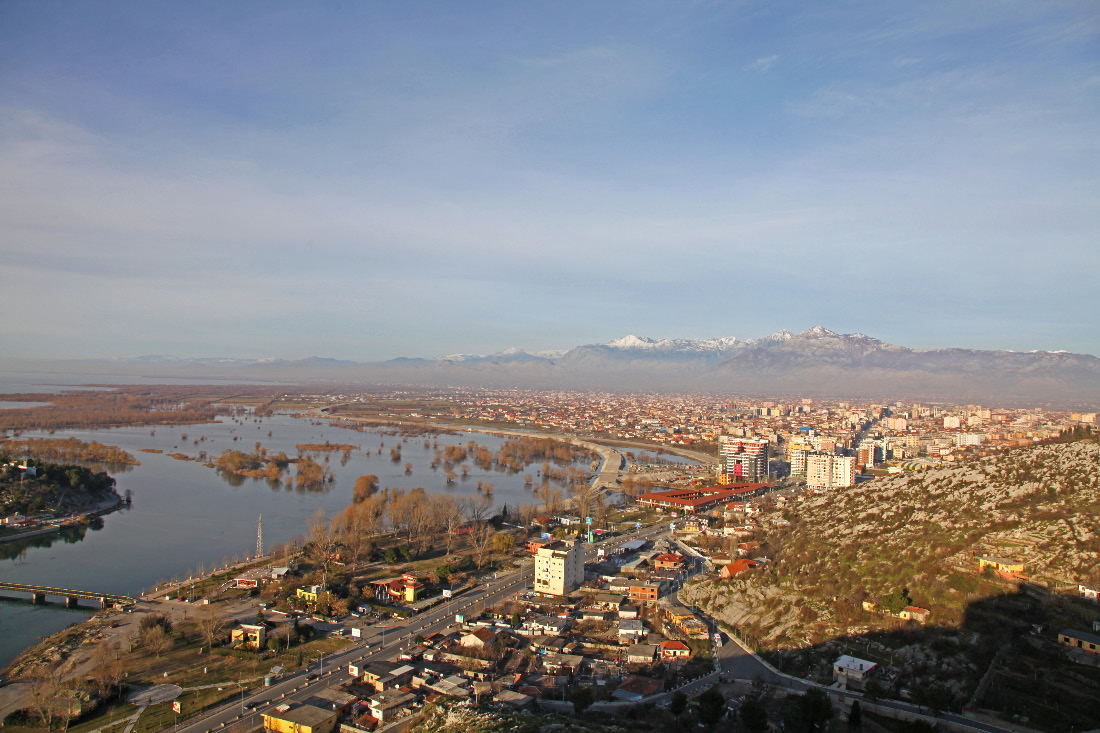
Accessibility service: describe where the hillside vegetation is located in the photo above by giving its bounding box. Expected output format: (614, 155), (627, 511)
(681, 438), (1100, 729)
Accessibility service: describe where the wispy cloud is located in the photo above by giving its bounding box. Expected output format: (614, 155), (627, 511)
(747, 54), (778, 72)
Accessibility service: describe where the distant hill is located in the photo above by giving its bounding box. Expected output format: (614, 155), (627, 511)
(19, 327), (1100, 405)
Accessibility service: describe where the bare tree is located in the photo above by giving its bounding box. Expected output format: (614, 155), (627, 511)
(405, 489), (435, 557)
(462, 494), (496, 569)
(89, 642), (124, 699)
(196, 608), (226, 649)
(23, 664), (62, 731)
(436, 495), (465, 556)
(306, 507), (339, 581)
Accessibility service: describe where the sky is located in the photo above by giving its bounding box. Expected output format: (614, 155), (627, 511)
(1, 1), (1098, 360)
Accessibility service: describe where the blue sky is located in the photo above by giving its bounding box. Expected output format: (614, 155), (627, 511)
(2, 1), (1098, 359)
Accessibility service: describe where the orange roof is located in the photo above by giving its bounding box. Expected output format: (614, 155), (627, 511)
(638, 483), (770, 508)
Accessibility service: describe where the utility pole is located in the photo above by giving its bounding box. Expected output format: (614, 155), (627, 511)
(257, 515), (263, 559)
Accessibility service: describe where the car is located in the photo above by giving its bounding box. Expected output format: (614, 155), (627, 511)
(306, 673), (318, 680)
(109, 622), (121, 628)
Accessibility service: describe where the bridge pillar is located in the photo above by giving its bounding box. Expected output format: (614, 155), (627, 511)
(66, 596), (79, 609)
(31, 592), (45, 604)
(99, 597), (109, 608)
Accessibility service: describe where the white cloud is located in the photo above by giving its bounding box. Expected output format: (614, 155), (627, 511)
(747, 54), (778, 72)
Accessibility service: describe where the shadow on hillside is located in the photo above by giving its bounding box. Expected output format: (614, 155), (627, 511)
(758, 585), (1100, 733)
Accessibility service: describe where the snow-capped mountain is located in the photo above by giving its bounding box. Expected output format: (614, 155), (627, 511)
(45, 327), (1100, 404)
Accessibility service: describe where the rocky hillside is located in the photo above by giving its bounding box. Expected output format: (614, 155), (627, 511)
(680, 438), (1100, 729)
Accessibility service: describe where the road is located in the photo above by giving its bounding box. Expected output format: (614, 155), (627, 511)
(177, 523), (671, 732)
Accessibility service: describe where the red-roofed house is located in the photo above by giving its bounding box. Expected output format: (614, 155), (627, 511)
(652, 553), (686, 572)
(720, 559), (759, 578)
(659, 640), (691, 659)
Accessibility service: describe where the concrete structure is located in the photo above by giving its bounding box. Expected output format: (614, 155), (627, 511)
(719, 438), (769, 483)
(534, 540), (583, 596)
(296, 585), (324, 603)
(978, 556), (1024, 575)
(230, 623), (266, 650)
(1059, 628), (1100, 655)
(262, 704), (339, 733)
(833, 655), (877, 689)
(806, 453), (856, 488)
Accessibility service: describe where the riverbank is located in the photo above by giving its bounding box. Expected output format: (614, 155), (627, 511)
(0, 491), (125, 545)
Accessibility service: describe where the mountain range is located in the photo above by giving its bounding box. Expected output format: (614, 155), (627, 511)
(13, 328), (1100, 405)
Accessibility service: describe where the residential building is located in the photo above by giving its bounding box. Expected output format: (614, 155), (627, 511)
(1058, 629), (1100, 655)
(262, 704), (339, 733)
(534, 540), (584, 596)
(230, 623), (266, 650)
(719, 438), (769, 483)
(833, 655), (877, 689)
(806, 453), (856, 488)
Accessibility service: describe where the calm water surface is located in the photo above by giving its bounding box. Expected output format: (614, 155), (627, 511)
(0, 411), (585, 669)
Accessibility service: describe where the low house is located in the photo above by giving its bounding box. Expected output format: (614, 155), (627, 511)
(678, 618), (709, 639)
(368, 688), (417, 723)
(460, 627), (499, 649)
(579, 607), (607, 622)
(1079, 584), (1099, 602)
(618, 603), (639, 619)
(899, 606), (931, 623)
(652, 553), (686, 572)
(543, 652), (583, 675)
(617, 619), (646, 642)
(525, 615), (569, 636)
(737, 541), (762, 557)
(612, 674), (663, 701)
(720, 559), (759, 578)
(306, 688), (356, 714)
(660, 640), (691, 660)
(1058, 629), (1100, 655)
(978, 556), (1024, 576)
(296, 585), (324, 604)
(262, 703), (339, 733)
(833, 655), (877, 689)
(358, 660), (415, 692)
(230, 623), (267, 650)
(233, 566), (288, 589)
(495, 690), (534, 709)
(526, 538), (553, 554)
(629, 583), (661, 605)
(625, 643), (658, 664)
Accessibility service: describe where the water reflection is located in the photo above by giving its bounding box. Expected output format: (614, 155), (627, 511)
(0, 525), (90, 561)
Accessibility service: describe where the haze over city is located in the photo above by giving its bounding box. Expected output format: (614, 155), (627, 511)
(2, 1), (1098, 361)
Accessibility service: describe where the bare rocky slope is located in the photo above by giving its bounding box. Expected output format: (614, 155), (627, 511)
(680, 438), (1100, 729)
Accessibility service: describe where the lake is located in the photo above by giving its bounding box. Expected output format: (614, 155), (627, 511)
(0, 410), (590, 669)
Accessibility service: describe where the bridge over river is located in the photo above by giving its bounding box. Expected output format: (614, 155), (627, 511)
(0, 581), (137, 609)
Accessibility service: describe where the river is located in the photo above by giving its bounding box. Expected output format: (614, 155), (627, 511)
(0, 399), (589, 670)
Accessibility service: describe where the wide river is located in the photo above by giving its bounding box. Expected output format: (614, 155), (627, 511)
(0, 391), (595, 669)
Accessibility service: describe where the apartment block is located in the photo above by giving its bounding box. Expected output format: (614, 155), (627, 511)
(534, 541), (584, 596)
(806, 453), (856, 488)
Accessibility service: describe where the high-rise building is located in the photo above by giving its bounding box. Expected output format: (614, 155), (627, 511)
(806, 453), (856, 489)
(720, 438), (769, 483)
(534, 541), (584, 596)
